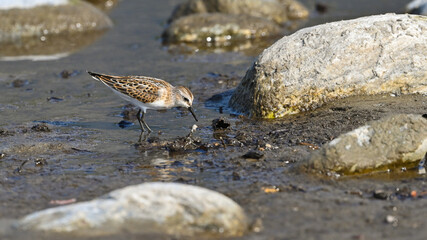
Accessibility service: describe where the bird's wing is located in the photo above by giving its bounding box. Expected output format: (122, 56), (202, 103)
(89, 72), (169, 103)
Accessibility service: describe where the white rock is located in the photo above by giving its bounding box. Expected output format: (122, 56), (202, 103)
(229, 14), (427, 118)
(18, 182), (248, 237)
(0, 0), (67, 10)
(301, 114), (427, 175)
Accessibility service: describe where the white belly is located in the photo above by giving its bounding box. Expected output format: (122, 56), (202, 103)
(110, 88), (170, 112)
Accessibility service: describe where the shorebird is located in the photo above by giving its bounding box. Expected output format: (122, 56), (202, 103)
(88, 71), (198, 132)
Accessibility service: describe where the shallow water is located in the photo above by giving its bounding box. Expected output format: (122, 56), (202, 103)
(1, 0), (427, 239)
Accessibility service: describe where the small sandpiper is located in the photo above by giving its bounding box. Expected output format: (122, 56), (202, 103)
(88, 71), (198, 132)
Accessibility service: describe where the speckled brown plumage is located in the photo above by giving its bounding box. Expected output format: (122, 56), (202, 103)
(89, 72), (172, 104)
(88, 71), (198, 133)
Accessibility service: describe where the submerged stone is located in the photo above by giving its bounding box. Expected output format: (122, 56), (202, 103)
(18, 182), (248, 237)
(0, 0), (112, 43)
(163, 13), (282, 44)
(229, 14), (427, 118)
(168, 0), (309, 25)
(300, 114), (427, 175)
(84, 0), (118, 11)
(0, 0), (112, 60)
(407, 0), (427, 15)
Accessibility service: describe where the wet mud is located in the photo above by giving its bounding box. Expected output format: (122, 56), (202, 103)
(0, 0), (426, 239)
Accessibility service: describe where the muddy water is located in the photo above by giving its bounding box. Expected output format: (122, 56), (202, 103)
(1, 0), (427, 239)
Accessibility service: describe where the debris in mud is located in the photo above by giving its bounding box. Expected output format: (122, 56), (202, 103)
(250, 218), (264, 233)
(171, 160), (184, 167)
(0, 153), (5, 159)
(190, 124), (198, 133)
(117, 120), (133, 128)
(262, 186), (280, 193)
(31, 123), (51, 132)
(330, 106), (351, 112)
(136, 125), (207, 153)
(385, 215), (398, 226)
(167, 135), (203, 153)
(395, 187), (412, 200)
(59, 70), (80, 79)
(71, 148), (92, 153)
(12, 79), (29, 88)
(298, 142), (319, 150)
(373, 190), (390, 200)
(137, 133), (204, 153)
(49, 198), (77, 205)
(410, 191), (427, 198)
(14, 160), (29, 174)
(232, 171), (241, 180)
(242, 151), (264, 160)
(212, 117), (231, 130)
(47, 97), (64, 102)
(174, 177), (193, 183)
(34, 158), (47, 167)
(0, 128), (14, 136)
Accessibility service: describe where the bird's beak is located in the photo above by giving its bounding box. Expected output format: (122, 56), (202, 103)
(188, 107), (198, 121)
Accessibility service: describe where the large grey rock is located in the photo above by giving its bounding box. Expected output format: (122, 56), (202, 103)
(300, 114), (427, 175)
(407, 0), (427, 15)
(163, 13), (283, 43)
(18, 182), (248, 237)
(229, 14), (427, 118)
(0, 0), (112, 44)
(169, 0), (309, 25)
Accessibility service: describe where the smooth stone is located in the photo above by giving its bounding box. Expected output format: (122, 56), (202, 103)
(0, 0), (112, 44)
(0, 0), (67, 9)
(407, 0), (427, 15)
(299, 114), (427, 175)
(168, 0), (309, 25)
(229, 14), (427, 118)
(18, 182), (248, 237)
(162, 13), (283, 43)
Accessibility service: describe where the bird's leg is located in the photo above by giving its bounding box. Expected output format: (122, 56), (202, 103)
(138, 131), (149, 142)
(140, 111), (152, 133)
(136, 109), (145, 132)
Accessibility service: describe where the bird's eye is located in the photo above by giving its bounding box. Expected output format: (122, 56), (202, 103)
(183, 97), (190, 102)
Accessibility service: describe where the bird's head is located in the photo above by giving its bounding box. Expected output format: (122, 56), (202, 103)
(176, 86), (198, 121)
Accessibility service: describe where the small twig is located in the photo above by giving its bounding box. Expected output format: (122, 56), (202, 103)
(14, 160), (29, 173)
(298, 142), (320, 150)
(49, 198), (77, 205)
(220, 137), (227, 148)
